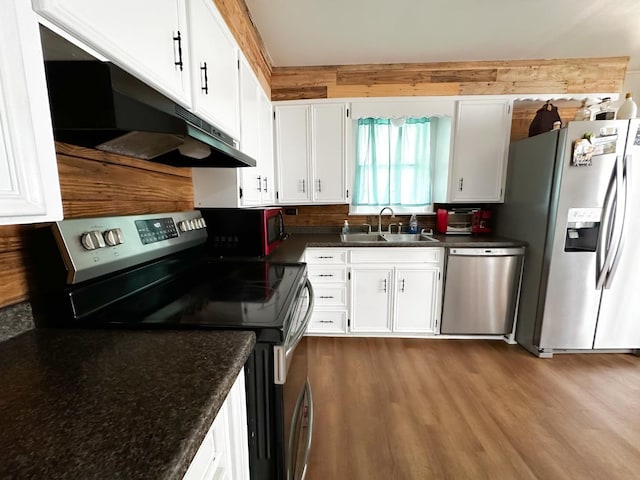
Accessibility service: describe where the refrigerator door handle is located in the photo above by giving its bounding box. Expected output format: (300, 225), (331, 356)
(596, 159), (618, 290)
(605, 154), (630, 289)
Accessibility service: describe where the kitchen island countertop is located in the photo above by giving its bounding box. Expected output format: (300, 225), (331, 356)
(0, 328), (255, 480)
(268, 231), (527, 263)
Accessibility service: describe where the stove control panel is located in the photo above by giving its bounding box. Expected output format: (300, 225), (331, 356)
(53, 211), (208, 284)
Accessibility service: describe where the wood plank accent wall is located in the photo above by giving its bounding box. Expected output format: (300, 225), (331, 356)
(285, 205), (436, 232)
(271, 57), (629, 101)
(0, 143), (194, 309)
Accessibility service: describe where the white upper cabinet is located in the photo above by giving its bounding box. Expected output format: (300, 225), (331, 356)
(447, 99), (512, 202)
(32, 0), (191, 108)
(186, 0), (240, 139)
(275, 104), (311, 203)
(257, 89), (275, 205)
(192, 57), (273, 208)
(275, 102), (347, 204)
(1, 0), (62, 225)
(311, 104), (347, 203)
(238, 56), (261, 205)
(237, 55), (274, 206)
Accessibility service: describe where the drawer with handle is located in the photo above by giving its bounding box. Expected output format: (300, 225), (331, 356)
(313, 286), (347, 307)
(307, 266), (347, 284)
(308, 310), (347, 333)
(305, 249), (347, 265)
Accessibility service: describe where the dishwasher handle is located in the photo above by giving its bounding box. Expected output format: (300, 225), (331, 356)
(449, 247), (525, 256)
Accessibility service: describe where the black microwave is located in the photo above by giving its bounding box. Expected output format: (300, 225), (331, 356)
(198, 207), (286, 257)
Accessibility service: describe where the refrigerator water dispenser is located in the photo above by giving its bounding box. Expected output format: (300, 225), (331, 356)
(564, 208), (602, 252)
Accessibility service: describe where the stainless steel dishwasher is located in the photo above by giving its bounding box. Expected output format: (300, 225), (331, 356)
(440, 247), (525, 334)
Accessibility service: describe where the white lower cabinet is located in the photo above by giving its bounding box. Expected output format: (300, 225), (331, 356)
(305, 248), (348, 335)
(350, 248), (443, 335)
(394, 267), (441, 334)
(350, 266), (393, 333)
(305, 247), (444, 337)
(183, 368), (249, 480)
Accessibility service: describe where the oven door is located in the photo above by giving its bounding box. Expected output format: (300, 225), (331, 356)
(275, 280), (314, 480)
(287, 377), (313, 480)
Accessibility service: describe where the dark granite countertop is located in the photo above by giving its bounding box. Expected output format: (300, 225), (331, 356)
(268, 232), (527, 263)
(0, 329), (255, 480)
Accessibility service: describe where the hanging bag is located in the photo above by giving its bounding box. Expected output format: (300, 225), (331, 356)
(528, 101), (561, 137)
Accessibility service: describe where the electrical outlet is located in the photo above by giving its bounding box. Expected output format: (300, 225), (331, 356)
(284, 208), (298, 215)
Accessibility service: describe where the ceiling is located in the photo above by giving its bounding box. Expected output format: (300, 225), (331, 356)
(244, 0), (640, 71)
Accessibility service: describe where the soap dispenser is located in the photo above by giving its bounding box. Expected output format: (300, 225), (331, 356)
(341, 220), (350, 235)
(409, 214), (418, 234)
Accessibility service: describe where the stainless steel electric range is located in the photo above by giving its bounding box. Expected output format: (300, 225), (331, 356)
(29, 210), (314, 480)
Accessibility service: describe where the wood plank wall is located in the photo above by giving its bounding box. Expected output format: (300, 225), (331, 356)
(284, 205), (436, 232)
(0, 143), (194, 309)
(270, 57), (629, 101)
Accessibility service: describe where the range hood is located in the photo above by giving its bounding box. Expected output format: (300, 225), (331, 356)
(43, 61), (256, 168)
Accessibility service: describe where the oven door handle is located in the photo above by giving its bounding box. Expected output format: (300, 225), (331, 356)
(274, 279), (314, 384)
(300, 379), (313, 480)
(288, 280), (314, 357)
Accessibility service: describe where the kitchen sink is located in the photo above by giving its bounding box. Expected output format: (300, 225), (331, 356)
(340, 233), (387, 242)
(340, 232), (439, 243)
(381, 233), (440, 243)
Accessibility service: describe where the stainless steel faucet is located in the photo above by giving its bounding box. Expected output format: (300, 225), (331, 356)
(378, 207), (395, 234)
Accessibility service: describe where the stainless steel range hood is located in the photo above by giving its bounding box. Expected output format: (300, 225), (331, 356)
(43, 61), (256, 168)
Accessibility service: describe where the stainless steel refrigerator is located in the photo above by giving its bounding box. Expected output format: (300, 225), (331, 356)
(496, 119), (640, 357)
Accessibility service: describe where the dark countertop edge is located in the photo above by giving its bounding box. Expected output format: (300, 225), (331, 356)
(167, 330), (256, 479)
(268, 232), (527, 262)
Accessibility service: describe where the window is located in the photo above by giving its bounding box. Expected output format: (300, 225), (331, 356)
(352, 116), (435, 213)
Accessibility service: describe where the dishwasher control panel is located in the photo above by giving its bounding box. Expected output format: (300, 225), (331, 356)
(449, 247), (525, 256)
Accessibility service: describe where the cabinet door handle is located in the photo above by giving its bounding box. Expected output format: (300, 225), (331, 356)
(317, 256), (334, 259)
(200, 62), (208, 94)
(401, 279), (406, 292)
(383, 278), (387, 293)
(173, 31), (183, 71)
(317, 179), (322, 193)
(318, 296), (334, 299)
(318, 320), (334, 324)
(263, 177), (268, 193)
(317, 274), (334, 278)
(459, 177), (464, 191)
(301, 179), (306, 193)
(257, 175), (262, 192)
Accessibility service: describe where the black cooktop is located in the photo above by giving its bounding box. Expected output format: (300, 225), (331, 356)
(47, 258), (307, 339)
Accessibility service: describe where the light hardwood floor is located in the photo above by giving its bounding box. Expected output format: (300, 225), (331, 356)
(306, 337), (640, 480)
